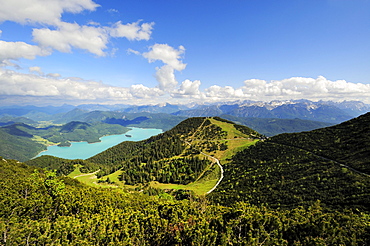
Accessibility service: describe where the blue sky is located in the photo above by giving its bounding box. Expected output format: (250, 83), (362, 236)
(0, 0), (370, 106)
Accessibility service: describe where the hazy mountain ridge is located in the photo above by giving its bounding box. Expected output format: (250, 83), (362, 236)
(173, 100), (369, 123)
(2, 100), (368, 120)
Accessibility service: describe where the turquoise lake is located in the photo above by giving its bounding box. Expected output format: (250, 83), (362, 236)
(35, 127), (163, 160)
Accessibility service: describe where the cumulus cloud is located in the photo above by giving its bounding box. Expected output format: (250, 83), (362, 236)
(155, 65), (178, 91)
(0, 68), (134, 100)
(143, 44), (186, 71)
(110, 21), (154, 41)
(0, 0), (99, 25)
(0, 59), (19, 68)
(127, 48), (141, 55)
(0, 66), (174, 104)
(205, 85), (245, 100)
(32, 20), (155, 56)
(33, 22), (109, 56)
(47, 73), (61, 78)
(240, 76), (370, 102)
(1, 63), (370, 105)
(172, 79), (202, 98)
(130, 84), (164, 98)
(0, 41), (51, 61)
(142, 44), (187, 91)
(29, 66), (43, 75)
(0, 0), (154, 59)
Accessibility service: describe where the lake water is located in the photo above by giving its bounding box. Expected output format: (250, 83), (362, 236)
(35, 127), (162, 160)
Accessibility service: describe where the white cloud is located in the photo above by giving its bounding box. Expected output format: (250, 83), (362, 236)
(0, 41), (51, 61)
(0, 0), (154, 58)
(241, 76), (370, 102)
(33, 22), (109, 56)
(0, 59), (19, 68)
(47, 73), (61, 78)
(32, 20), (155, 56)
(0, 0), (99, 25)
(142, 44), (187, 91)
(1, 65), (369, 105)
(205, 85), (245, 99)
(29, 66), (43, 75)
(155, 65), (178, 91)
(110, 21), (154, 41)
(127, 48), (141, 55)
(107, 8), (119, 14)
(87, 21), (100, 26)
(172, 79), (202, 98)
(0, 68), (134, 100)
(130, 84), (164, 98)
(143, 44), (186, 71)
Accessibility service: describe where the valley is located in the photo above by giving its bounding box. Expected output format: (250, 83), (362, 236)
(1, 103), (370, 245)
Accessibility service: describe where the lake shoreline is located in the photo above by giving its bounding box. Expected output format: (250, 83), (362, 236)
(33, 127), (162, 160)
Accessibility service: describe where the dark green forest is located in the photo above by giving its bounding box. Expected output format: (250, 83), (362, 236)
(211, 113), (370, 211)
(1, 159), (369, 245)
(26, 156), (98, 176)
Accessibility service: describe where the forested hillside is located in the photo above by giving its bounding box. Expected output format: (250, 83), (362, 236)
(1, 158), (369, 245)
(211, 112), (370, 211)
(25, 156), (98, 176)
(0, 128), (45, 161)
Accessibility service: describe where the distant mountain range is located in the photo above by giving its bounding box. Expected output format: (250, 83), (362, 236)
(173, 100), (370, 123)
(1, 100), (368, 138)
(2, 100), (368, 123)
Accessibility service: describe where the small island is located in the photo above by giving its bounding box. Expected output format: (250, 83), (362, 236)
(57, 141), (71, 147)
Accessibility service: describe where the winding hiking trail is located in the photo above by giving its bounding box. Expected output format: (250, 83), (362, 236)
(184, 140), (224, 194)
(202, 152), (224, 194)
(183, 117), (225, 194)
